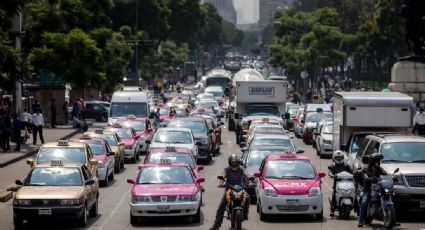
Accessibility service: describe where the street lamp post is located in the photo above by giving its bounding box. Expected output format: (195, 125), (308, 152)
(135, 0), (139, 86)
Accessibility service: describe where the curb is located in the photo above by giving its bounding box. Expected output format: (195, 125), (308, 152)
(0, 128), (81, 168)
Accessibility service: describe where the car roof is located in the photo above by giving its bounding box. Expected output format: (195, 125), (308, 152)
(34, 162), (83, 168)
(41, 141), (86, 148)
(149, 147), (192, 153)
(253, 134), (291, 139)
(372, 134), (425, 143)
(266, 154), (310, 161)
(250, 145), (292, 151)
(169, 117), (205, 122)
(157, 127), (192, 132)
(142, 162), (191, 167)
(70, 136), (106, 143)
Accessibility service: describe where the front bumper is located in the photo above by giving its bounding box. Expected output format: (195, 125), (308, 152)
(392, 190), (425, 209)
(130, 201), (200, 217)
(197, 144), (210, 157)
(13, 205), (84, 220)
(319, 143), (333, 155)
(259, 193), (323, 215)
(97, 167), (107, 181)
(124, 148), (136, 158)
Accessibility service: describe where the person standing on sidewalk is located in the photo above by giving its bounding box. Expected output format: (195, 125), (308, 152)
(2, 114), (12, 152)
(12, 113), (21, 151)
(20, 108), (31, 132)
(62, 100), (69, 125)
(50, 98), (57, 128)
(32, 109), (45, 145)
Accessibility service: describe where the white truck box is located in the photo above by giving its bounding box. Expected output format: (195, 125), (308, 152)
(235, 80), (287, 104)
(333, 92), (413, 156)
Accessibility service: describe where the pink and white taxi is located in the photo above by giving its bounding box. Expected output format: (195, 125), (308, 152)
(114, 116), (155, 154)
(254, 154), (326, 221)
(127, 162), (204, 224)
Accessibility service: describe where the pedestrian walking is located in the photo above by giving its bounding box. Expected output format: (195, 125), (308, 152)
(153, 108), (161, 129)
(12, 113), (22, 151)
(63, 100), (69, 125)
(20, 108), (32, 132)
(71, 101), (81, 119)
(32, 109), (45, 145)
(50, 98), (57, 128)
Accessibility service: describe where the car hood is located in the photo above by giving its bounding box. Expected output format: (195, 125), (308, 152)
(132, 183), (198, 196)
(121, 138), (135, 146)
(16, 186), (84, 199)
(94, 154), (108, 163)
(382, 163), (425, 174)
(193, 133), (208, 139)
(263, 178), (319, 195)
(245, 164), (261, 176)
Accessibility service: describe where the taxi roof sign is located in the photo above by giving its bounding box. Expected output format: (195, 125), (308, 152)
(57, 140), (69, 146)
(165, 146), (176, 152)
(50, 160), (64, 166)
(81, 134), (91, 139)
(160, 158), (172, 164)
(94, 129), (103, 134)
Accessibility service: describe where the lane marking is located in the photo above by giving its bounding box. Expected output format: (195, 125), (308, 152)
(98, 186), (131, 230)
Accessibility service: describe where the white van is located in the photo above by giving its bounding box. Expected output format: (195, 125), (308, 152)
(108, 90), (150, 124)
(205, 86), (224, 104)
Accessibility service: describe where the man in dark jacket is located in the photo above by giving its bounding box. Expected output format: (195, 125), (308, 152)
(12, 113), (22, 151)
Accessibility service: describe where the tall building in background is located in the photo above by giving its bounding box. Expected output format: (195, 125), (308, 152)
(204, 0), (237, 24)
(259, 0), (293, 29)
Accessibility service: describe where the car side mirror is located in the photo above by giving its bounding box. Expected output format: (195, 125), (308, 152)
(147, 128), (154, 132)
(127, 178), (136, 184)
(254, 172), (261, 178)
(85, 179), (95, 186)
(108, 151), (116, 156)
(26, 159), (35, 168)
(196, 177), (205, 183)
(197, 165), (204, 171)
(145, 139), (151, 144)
(89, 159), (98, 166)
(362, 155), (370, 164)
(15, 180), (23, 186)
(284, 112), (290, 120)
(318, 172), (326, 178)
(296, 148), (305, 154)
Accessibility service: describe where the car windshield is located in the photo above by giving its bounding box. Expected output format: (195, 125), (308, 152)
(94, 134), (117, 146)
(26, 167), (83, 186)
(253, 126), (283, 132)
(153, 130), (192, 144)
(110, 102), (147, 117)
(198, 94), (214, 100)
(244, 105), (280, 117)
(252, 138), (294, 150)
(288, 107), (299, 116)
(351, 134), (368, 153)
(305, 112), (333, 123)
(159, 108), (170, 115)
(247, 150), (285, 165)
(87, 143), (105, 155)
(138, 166), (194, 184)
(37, 147), (86, 164)
(381, 142), (425, 163)
(265, 160), (316, 179)
(104, 128), (133, 139)
(199, 101), (219, 108)
(322, 125), (333, 134)
(149, 153), (195, 169)
(167, 121), (206, 133)
(115, 121), (145, 131)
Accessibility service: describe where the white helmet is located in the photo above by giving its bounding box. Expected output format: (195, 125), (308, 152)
(332, 150), (345, 164)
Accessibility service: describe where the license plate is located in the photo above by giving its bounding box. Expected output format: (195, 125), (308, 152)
(285, 200), (300, 207)
(38, 209), (52, 215)
(157, 205), (171, 213)
(420, 201), (425, 208)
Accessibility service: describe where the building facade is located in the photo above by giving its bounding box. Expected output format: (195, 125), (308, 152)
(259, 0), (293, 29)
(204, 0), (237, 24)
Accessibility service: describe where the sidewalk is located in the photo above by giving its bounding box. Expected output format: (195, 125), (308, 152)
(0, 125), (80, 168)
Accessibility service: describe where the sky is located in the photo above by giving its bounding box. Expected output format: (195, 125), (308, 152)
(234, 0), (259, 24)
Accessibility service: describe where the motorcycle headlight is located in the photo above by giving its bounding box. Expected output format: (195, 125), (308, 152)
(392, 176), (404, 185)
(232, 190), (244, 199)
(264, 186), (277, 197)
(132, 195), (151, 203)
(308, 187), (321, 197)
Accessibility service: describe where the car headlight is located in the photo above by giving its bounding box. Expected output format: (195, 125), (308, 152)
(13, 199), (31, 206)
(392, 175), (404, 185)
(264, 186), (277, 197)
(60, 199), (81, 205)
(132, 195), (151, 203)
(308, 187), (321, 197)
(323, 140), (332, 145)
(97, 161), (105, 168)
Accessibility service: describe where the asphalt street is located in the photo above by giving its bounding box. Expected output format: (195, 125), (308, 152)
(0, 122), (424, 230)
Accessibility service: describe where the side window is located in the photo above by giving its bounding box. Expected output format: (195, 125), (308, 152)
(258, 159), (266, 175)
(86, 146), (93, 161)
(365, 140), (380, 156)
(356, 138), (371, 159)
(116, 134), (121, 142)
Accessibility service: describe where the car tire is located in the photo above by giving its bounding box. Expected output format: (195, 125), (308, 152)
(89, 197), (98, 217)
(192, 206), (201, 223)
(78, 204), (88, 227)
(259, 203), (268, 221)
(120, 158), (125, 169)
(13, 214), (24, 229)
(102, 170), (109, 187)
(314, 210), (323, 221)
(130, 213), (138, 225)
(109, 169), (114, 181)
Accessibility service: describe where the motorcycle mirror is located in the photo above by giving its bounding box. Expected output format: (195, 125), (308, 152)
(393, 168), (400, 174)
(328, 165), (334, 171)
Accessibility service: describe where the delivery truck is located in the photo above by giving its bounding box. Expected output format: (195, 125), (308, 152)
(332, 92), (413, 170)
(233, 80), (289, 145)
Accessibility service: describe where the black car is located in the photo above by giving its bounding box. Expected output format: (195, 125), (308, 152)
(84, 101), (109, 122)
(166, 117), (213, 164)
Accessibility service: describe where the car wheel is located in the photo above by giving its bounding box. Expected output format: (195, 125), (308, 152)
(102, 170), (109, 186)
(13, 213), (24, 229)
(130, 213), (138, 225)
(89, 197), (98, 217)
(109, 169), (114, 181)
(313, 210), (323, 221)
(192, 206), (201, 223)
(259, 202), (268, 221)
(78, 204), (88, 227)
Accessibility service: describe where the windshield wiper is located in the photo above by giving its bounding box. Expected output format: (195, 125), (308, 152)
(411, 160), (425, 163)
(173, 141), (185, 144)
(28, 183), (46, 186)
(381, 159), (409, 163)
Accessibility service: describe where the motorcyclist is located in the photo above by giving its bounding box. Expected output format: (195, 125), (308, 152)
(210, 154), (252, 230)
(358, 153), (387, 227)
(176, 81), (182, 93)
(328, 150), (352, 217)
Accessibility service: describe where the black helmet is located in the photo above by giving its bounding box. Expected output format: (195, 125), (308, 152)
(370, 153), (383, 164)
(228, 154), (240, 166)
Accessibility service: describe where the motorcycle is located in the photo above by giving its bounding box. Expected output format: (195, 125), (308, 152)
(360, 168), (399, 229)
(217, 176), (253, 230)
(328, 168), (357, 219)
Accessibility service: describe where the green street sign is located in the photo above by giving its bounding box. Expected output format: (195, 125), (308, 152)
(40, 70), (65, 86)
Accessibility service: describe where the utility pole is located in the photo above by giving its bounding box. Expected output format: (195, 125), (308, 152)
(12, 11), (23, 114)
(303, 23), (308, 104)
(135, 0), (139, 86)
